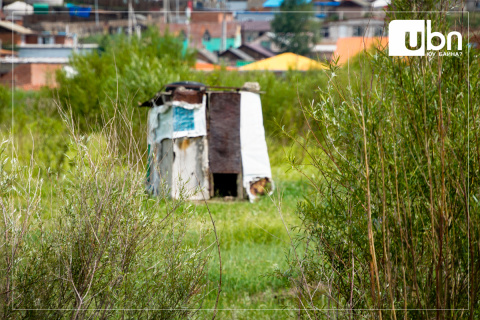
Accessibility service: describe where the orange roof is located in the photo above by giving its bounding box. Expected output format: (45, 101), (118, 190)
(194, 62), (236, 71)
(334, 37), (388, 65)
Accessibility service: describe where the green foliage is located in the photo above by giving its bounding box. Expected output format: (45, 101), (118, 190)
(0, 102), (211, 319)
(271, 0), (319, 55)
(279, 5), (480, 319)
(0, 87), (69, 173)
(51, 28), (329, 163)
(188, 70), (328, 138)
(55, 27), (195, 132)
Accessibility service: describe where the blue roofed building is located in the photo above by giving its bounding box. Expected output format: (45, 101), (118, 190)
(261, 0), (340, 19)
(314, 1), (340, 18)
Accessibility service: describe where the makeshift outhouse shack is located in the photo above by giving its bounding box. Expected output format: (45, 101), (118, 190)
(140, 81), (273, 202)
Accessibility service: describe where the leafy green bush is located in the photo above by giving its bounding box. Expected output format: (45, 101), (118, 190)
(278, 6), (480, 319)
(2, 28), (330, 178)
(55, 28), (195, 132)
(54, 28), (328, 144)
(0, 98), (213, 319)
(0, 86), (69, 173)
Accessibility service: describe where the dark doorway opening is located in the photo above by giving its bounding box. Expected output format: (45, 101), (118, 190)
(213, 173), (238, 197)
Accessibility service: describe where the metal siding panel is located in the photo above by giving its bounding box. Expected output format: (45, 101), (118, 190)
(171, 136), (210, 200)
(147, 139), (173, 196)
(172, 90), (203, 104)
(208, 92), (242, 174)
(158, 139), (173, 187)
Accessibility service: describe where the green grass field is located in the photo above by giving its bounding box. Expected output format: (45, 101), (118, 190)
(186, 145), (312, 319)
(1, 119), (311, 318)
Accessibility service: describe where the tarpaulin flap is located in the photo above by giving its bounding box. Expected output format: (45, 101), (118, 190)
(240, 91), (273, 201)
(173, 107), (194, 132)
(68, 5), (91, 17)
(208, 92), (242, 174)
(147, 94), (207, 144)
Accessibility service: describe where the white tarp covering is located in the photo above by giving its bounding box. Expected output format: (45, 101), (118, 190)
(147, 95), (207, 144)
(240, 91), (273, 202)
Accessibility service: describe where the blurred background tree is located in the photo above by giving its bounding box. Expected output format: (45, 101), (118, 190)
(270, 0), (319, 55)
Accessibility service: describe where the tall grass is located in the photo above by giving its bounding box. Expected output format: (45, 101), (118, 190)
(0, 97), (213, 319)
(278, 5), (479, 319)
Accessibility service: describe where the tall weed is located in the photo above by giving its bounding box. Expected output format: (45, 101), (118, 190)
(278, 5), (479, 319)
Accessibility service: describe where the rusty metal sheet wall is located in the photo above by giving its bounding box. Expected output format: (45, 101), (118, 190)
(208, 92), (242, 174)
(172, 90), (204, 104)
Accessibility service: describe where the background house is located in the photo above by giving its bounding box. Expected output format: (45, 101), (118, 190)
(240, 20), (270, 43)
(157, 20), (242, 53)
(17, 43), (98, 58)
(236, 43), (274, 59)
(0, 20), (35, 45)
(0, 63), (62, 90)
(335, 0), (371, 20)
(249, 32), (280, 53)
(218, 47), (254, 66)
(321, 18), (385, 42)
(314, 1), (340, 19)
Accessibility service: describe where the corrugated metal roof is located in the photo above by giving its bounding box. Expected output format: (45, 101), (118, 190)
(0, 20), (34, 35)
(240, 21), (271, 32)
(223, 48), (255, 61)
(263, 0), (311, 7)
(197, 48), (219, 63)
(239, 43), (275, 58)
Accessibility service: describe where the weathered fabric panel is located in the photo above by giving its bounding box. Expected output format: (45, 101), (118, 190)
(149, 95), (207, 143)
(171, 136), (210, 200)
(239, 91), (273, 202)
(208, 92), (242, 174)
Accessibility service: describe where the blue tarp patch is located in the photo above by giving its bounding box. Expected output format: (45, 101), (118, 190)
(68, 5), (91, 18)
(173, 107), (195, 132)
(263, 0), (311, 8)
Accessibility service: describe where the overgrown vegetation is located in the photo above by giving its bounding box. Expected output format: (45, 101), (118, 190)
(1, 3), (479, 318)
(0, 27), (327, 319)
(278, 4), (480, 319)
(271, 0), (319, 55)
(0, 101), (212, 319)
